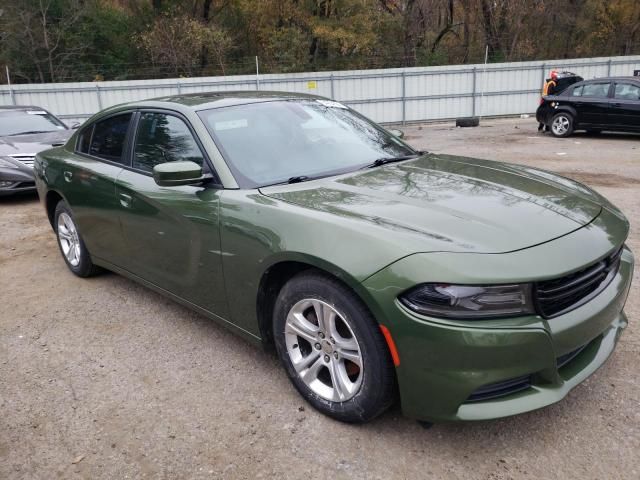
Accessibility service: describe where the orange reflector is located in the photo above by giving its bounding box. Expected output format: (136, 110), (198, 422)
(379, 324), (400, 367)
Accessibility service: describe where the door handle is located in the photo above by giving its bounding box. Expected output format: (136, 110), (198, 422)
(63, 171), (73, 182)
(119, 193), (133, 208)
(612, 102), (622, 107)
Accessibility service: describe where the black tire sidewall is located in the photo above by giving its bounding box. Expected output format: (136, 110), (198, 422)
(551, 112), (574, 138)
(53, 201), (96, 277)
(273, 272), (395, 423)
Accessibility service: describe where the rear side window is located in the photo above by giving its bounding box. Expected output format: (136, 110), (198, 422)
(77, 126), (93, 153)
(133, 112), (204, 173)
(580, 83), (611, 98)
(571, 86), (583, 96)
(614, 83), (640, 100)
(88, 113), (133, 164)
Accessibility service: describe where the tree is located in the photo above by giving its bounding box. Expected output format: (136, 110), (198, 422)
(139, 12), (233, 76)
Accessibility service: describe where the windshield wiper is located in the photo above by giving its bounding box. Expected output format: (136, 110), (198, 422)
(7, 130), (52, 136)
(287, 175), (310, 184)
(363, 154), (420, 169)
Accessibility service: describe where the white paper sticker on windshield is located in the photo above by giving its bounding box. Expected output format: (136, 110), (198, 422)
(26, 110), (48, 115)
(214, 119), (248, 131)
(316, 100), (347, 109)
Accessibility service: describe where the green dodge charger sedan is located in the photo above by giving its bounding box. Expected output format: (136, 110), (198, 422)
(34, 92), (633, 423)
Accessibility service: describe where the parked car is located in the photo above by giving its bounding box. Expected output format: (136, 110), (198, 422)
(0, 106), (75, 196)
(34, 92), (633, 423)
(537, 76), (640, 137)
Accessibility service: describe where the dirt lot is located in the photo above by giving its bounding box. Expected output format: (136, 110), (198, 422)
(1, 117), (638, 479)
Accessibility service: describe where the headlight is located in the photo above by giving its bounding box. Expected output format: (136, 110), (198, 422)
(399, 283), (534, 320)
(0, 157), (19, 169)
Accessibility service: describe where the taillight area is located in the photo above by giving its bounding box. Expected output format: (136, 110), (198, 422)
(539, 97), (545, 106)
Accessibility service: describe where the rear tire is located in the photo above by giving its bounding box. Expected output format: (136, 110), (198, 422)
(273, 271), (396, 423)
(550, 112), (574, 138)
(54, 201), (101, 277)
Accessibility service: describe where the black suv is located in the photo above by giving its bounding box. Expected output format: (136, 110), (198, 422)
(536, 77), (640, 138)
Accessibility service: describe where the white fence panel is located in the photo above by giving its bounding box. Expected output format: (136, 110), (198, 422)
(1, 55), (639, 126)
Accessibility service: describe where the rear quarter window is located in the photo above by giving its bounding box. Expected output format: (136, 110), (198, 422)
(77, 126), (93, 154)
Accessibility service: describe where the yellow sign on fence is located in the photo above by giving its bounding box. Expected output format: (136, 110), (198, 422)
(307, 80), (317, 90)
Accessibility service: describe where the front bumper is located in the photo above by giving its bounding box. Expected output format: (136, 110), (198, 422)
(363, 244), (633, 422)
(0, 164), (36, 196)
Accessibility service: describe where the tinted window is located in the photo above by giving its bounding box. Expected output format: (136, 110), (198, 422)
(89, 114), (132, 164)
(77, 126), (93, 154)
(581, 83), (610, 98)
(571, 85), (583, 96)
(614, 83), (640, 100)
(0, 109), (67, 136)
(133, 113), (204, 173)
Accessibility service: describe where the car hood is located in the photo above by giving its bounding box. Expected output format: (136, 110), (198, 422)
(0, 129), (72, 157)
(260, 154), (604, 254)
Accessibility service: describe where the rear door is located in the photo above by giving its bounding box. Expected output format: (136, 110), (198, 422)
(114, 110), (229, 318)
(609, 82), (640, 130)
(570, 82), (612, 127)
(60, 112), (132, 264)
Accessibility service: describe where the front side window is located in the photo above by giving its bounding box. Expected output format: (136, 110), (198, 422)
(581, 83), (611, 98)
(614, 83), (640, 100)
(133, 113), (205, 173)
(88, 113), (133, 164)
(0, 109), (67, 137)
(198, 100), (416, 187)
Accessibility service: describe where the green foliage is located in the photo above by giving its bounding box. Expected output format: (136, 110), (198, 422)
(1, 0), (640, 83)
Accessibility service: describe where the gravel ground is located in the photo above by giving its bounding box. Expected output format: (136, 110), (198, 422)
(1, 117), (638, 479)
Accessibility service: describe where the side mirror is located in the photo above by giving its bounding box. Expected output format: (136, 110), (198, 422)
(388, 128), (405, 139)
(70, 122), (81, 129)
(152, 161), (204, 187)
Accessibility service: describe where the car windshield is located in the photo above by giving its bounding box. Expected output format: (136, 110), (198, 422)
(198, 100), (416, 187)
(0, 109), (67, 136)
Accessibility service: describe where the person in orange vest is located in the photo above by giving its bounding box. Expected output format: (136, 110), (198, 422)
(538, 70), (559, 131)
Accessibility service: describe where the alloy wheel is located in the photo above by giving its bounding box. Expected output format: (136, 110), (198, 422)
(552, 115), (570, 136)
(57, 212), (81, 267)
(284, 299), (363, 402)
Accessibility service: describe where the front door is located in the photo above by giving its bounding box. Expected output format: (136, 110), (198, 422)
(610, 82), (640, 130)
(115, 111), (229, 319)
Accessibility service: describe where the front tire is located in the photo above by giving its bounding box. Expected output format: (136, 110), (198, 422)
(550, 112), (574, 138)
(54, 201), (100, 277)
(273, 271), (395, 423)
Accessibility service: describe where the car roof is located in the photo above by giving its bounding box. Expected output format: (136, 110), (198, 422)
(0, 105), (52, 112)
(580, 76), (640, 83)
(101, 91), (327, 115)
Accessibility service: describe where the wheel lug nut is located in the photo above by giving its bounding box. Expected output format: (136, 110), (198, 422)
(333, 352), (338, 359)
(314, 343), (321, 350)
(318, 332), (325, 339)
(324, 355), (330, 363)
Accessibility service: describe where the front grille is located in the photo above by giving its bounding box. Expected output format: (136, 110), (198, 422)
(8, 154), (36, 168)
(535, 247), (623, 318)
(466, 375), (532, 402)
